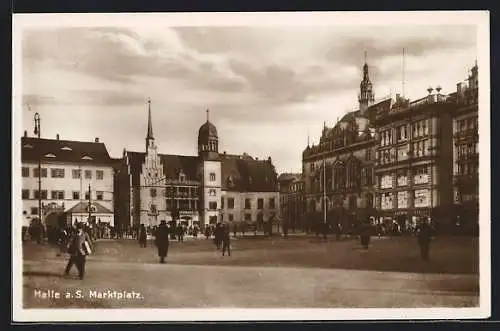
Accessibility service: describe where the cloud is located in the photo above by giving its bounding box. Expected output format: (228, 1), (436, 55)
(22, 94), (58, 107)
(71, 89), (147, 107)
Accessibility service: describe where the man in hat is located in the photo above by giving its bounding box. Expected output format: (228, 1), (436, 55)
(155, 220), (170, 263)
(416, 217), (433, 261)
(64, 222), (93, 280)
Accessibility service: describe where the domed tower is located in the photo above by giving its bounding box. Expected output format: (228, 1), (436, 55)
(198, 109), (219, 160)
(197, 109), (222, 228)
(358, 51), (375, 114)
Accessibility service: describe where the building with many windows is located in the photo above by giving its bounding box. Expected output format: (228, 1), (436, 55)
(302, 57), (382, 233)
(451, 63), (479, 233)
(278, 173), (306, 232)
(21, 132), (116, 228)
(373, 86), (457, 232)
(116, 101), (279, 230)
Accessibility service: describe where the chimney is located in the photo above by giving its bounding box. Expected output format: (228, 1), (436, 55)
(95, 137), (99, 143)
(268, 156), (272, 163)
(56, 134), (60, 140)
(23, 130), (27, 138)
(223, 151), (227, 155)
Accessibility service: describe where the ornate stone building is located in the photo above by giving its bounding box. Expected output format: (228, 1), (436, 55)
(116, 101), (279, 230)
(278, 173), (306, 232)
(451, 63), (479, 233)
(373, 86), (457, 232)
(302, 57), (385, 233)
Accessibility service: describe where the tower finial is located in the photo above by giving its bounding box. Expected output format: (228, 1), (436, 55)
(206, 109), (209, 122)
(146, 97), (153, 141)
(307, 128), (310, 147)
(364, 50), (367, 63)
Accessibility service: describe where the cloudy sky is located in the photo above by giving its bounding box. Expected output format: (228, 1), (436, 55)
(19, 18), (478, 173)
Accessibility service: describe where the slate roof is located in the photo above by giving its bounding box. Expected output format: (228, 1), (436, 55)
(220, 154), (278, 192)
(66, 201), (113, 214)
(21, 137), (113, 165)
(125, 151), (278, 192)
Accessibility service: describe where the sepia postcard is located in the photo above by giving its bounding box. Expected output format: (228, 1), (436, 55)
(12, 11), (491, 322)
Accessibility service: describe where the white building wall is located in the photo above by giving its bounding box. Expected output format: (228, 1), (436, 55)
(21, 161), (114, 226)
(220, 191), (279, 224)
(201, 160), (221, 226)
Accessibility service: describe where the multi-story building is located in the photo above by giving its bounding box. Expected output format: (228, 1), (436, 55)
(21, 133), (115, 228)
(451, 63), (479, 233)
(278, 173), (306, 232)
(302, 58), (383, 232)
(116, 101), (279, 230)
(373, 86), (457, 232)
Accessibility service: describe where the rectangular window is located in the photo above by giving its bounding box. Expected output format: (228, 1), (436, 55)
(85, 192), (90, 200)
(221, 197), (225, 209)
(34, 190), (40, 199)
(228, 214), (234, 222)
(34, 168), (48, 178)
(209, 202), (217, 210)
(96, 191), (103, 200)
(397, 125), (407, 142)
(269, 198), (275, 209)
(41, 190), (47, 199)
(257, 198), (264, 209)
(150, 188), (157, 197)
(22, 189), (29, 199)
(85, 170), (92, 179)
(244, 213), (252, 221)
(209, 172), (216, 181)
(72, 169), (81, 179)
(381, 193), (393, 210)
(96, 170), (104, 180)
(50, 190), (64, 199)
(30, 207), (38, 215)
(245, 198), (251, 209)
(397, 191), (408, 209)
(51, 168), (65, 178)
(228, 198), (235, 209)
(365, 148), (372, 161)
(73, 191), (80, 200)
(22, 167), (29, 177)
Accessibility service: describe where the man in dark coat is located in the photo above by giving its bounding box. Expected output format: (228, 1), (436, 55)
(214, 223), (222, 250)
(221, 223), (231, 257)
(64, 223), (93, 279)
(155, 221), (170, 263)
(417, 217), (433, 261)
(138, 224), (147, 248)
(360, 219), (372, 249)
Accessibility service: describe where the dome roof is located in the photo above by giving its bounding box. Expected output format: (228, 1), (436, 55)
(198, 120), (218, 140)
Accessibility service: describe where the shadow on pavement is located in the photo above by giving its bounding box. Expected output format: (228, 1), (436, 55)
(23, 270), (64, 278)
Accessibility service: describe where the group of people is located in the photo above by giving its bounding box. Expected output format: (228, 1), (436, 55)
(213, 223), (231, 256)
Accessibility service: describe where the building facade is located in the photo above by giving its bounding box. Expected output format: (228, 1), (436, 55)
(278, 173), (306, 232)
(116, 103), (279, 230)
(21, 133), (115, 228)
(451, 63), (479, 233)
(302, 58), (381, 233)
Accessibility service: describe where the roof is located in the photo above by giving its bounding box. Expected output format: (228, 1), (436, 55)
(220, 154), (278, 192)
(125, 151), (278, 192)
(126, 151), (200, 187)
(21, 137), (113, 165)
(198, 120), (218, 142)
(66, 201), (113, 214)
(277, 173), (301, 183)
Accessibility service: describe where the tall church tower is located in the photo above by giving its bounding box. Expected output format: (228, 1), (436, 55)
(140, 98), (165, 226)
(358, 51), (375, 114)
(197, 109), (222, 227)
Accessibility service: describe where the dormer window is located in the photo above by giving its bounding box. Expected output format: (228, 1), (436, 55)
(227, 176), (234, 187)
(82, 155), (93, 160)
(61, 146), (72, 151)
(44, 153), (56, 158)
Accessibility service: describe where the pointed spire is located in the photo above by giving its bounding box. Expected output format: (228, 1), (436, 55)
(364, 50), (367, 63)
(307, 128), (310, 147)
(146, 97), (154, 140)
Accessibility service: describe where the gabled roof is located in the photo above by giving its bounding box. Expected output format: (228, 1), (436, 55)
(66, 201), (113, 214)
(277, 173), (301, 183)
(126, 151), (199, 187)
(21, 137), (113, 165)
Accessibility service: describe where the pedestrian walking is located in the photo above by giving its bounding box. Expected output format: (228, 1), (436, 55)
(360, 219), (372, 249)
(56, 226), (70, 257)
(214, 223), (222, 250)
(138, 224), (147, 248)
(177, 226), (184, 242)
(222, 224), (231, 257)
(417, 217), (433, 261)
(154, 220), (170, 264)
(64, 223), (93, 280)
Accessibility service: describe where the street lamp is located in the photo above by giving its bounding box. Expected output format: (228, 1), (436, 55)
(33, 112), (42, 230)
